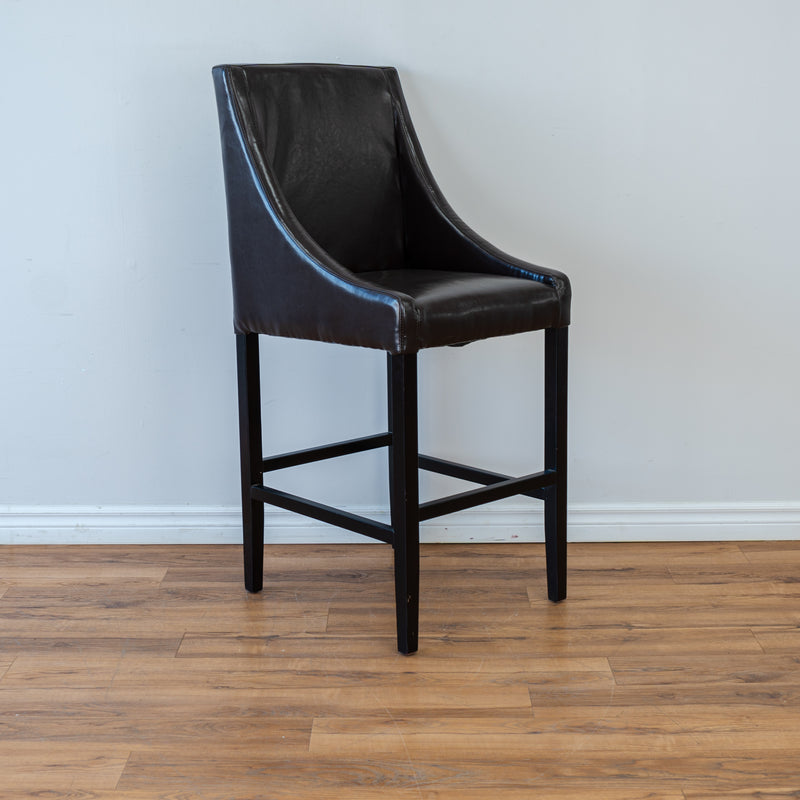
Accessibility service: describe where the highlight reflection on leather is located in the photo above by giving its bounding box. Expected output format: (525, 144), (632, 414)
(212, 64), (571, 353)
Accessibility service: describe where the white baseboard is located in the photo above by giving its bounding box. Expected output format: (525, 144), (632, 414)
(1, 502), (799, 544)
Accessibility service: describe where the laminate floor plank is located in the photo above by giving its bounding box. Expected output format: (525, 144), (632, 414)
(610, 654), (800, 686)
(310, 730), (800, 757)
(738, 540), (800, 561)
(531, 600), (800, 628)
(0, 743), (129, 791)
(751, 626), (800, 653)
(540, 579), (800, 603)
(0, 653), (612, 689)
(315, 704), (800, 735)
(0, 606), (330, 637)
(0, 635), (182, 656)
(668, 566), (800, 585)
(529, 682), (800, 708)
(0, 565), (168, 584)
(683, 788), (800, 800)
(1, 790), (689, 800)
(115, 753), (800, 792)
(0, 705), (313, 750)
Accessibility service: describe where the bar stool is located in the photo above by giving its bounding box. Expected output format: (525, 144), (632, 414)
(212, 63), (570, 653)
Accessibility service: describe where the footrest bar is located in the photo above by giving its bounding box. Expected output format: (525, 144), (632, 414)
(418, 470), (555, 521)
(419, 455), (554, 500)
(262, 433), (392, 473)
(250, 484), (394, 544)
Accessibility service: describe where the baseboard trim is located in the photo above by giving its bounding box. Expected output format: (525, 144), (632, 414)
(1, 502), (799, 544)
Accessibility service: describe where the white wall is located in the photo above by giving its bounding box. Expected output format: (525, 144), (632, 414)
(2, 0), (799, 542)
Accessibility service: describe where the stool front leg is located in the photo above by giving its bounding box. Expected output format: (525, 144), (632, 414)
(236, 333), (265, 593)
(388, 353), (420, 655)
(544, 326), (568, 602)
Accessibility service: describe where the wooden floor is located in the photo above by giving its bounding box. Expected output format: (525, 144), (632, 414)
(1, 541), (799, 798)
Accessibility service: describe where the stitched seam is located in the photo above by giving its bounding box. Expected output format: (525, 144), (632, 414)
(383, 68), (409, 272)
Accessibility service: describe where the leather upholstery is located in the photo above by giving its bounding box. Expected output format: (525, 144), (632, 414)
(359, 269), (561, 350)
(213, 64), (571, 354)
(235, 65), (404, 274)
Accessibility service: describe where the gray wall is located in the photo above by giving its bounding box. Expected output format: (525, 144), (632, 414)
(2, 1), (799, 542)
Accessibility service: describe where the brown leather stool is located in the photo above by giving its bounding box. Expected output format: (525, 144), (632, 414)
(213, 64), (570, 654)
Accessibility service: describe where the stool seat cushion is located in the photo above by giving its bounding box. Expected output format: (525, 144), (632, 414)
(359, 269), (561, 350)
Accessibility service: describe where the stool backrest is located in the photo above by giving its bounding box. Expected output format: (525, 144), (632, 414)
(221, 64), (404, 274)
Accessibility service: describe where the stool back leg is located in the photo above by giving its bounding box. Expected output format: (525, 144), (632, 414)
(544, 326), (568, 601)
(388, 353), (420, 654)
(236, 333), (265, 593)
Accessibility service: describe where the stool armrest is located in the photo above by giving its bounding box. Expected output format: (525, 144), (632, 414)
(214, 65), (416, 351)
(384, 67), (571, 327)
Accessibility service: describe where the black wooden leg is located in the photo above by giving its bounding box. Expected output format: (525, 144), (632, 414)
(236, 333), (264, 593)
(544, 326), (568, 602)
(388, 353), (420, 655)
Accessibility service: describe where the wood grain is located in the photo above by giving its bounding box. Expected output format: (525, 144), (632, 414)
(1, 541), (799, 798)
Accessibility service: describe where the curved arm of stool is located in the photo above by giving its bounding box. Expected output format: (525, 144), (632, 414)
(214, 65), (416, 352)
(384, 67), (571, 327)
